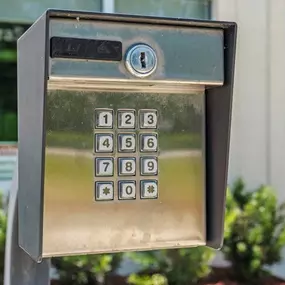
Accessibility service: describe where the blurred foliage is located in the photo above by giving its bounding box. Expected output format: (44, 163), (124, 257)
(0, 178), (285, 285)
(0, 192), (6, 285)
(52, 253), (122, 285)
(46, 131), (201, 151)
(128, 273), (168, 285)
(126, 247), (214, 285)
(223, 178), (285, 283)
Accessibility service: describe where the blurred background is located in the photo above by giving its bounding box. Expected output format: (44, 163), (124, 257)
(1, 0), (285, 284)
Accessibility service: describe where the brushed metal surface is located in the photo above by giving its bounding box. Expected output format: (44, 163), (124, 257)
(43, 86), (206, 257)
(49, 19), (224, 84)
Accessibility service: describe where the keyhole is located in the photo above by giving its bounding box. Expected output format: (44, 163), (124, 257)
(140, 52), (146, 69)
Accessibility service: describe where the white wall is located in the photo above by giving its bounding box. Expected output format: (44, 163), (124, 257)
(213, 0), (270, 189)
(213, 0), (285, 278)
(214, 0), (285, 197)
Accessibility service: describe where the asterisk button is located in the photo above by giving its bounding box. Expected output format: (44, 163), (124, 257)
(95, 182), (114, 201)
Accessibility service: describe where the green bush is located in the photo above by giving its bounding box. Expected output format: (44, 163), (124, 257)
(126, 247), (214, 285)
(52, 253), (122, 285)
(128, 273), (168, 285)
(223, 178), (285, 283)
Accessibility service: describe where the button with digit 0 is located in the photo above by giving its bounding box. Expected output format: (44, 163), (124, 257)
(118, 181), (136, 200)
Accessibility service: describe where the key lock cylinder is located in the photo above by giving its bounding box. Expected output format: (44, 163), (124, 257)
(125, 44), (158, 77)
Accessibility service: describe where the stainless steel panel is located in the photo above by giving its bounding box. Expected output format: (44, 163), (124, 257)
(43, 85), (206, 257)
(49, 19), (224, 84)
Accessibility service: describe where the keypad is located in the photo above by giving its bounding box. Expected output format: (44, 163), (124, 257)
(93, 108), (158, 202)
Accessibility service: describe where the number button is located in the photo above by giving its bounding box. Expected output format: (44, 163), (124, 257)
(94, 134), (114, 153)
(118, 158), (136, 176)
(118, 133), (136, 153)
(140, 133), (158, 152)
(118, 110), (136, 129)
(95, 158), (114, 177)
(95, 109), (113, 129)
(118, 181), (136, 200)
(95, 182), (114, 201)
(141, 157), (158, 176)
(140, 109), (158, 129)
(140, 180), (158, 199)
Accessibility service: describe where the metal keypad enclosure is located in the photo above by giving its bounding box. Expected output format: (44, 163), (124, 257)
(17, 10), (237, 262)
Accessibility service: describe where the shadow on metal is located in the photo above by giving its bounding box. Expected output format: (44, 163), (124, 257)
(4, 164), (50, 285)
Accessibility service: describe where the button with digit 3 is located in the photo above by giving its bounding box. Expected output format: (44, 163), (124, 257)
(95, 182), (114, 201)
(140, 157), (158, 176)
(118, 181), (136, 200)
(140, 133), (158, 152)
(140, 109), (157, 129)
(118, 157), (136, 176)
(94, 133), (114, 153)
(118, 109), (136, 129)
(95, 157), (114, 177)
(94, 108), (113, 129)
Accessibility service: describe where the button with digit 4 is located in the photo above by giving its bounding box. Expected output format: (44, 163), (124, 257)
(118, 181), (136, 200)
(140, 180), (158, 199)
(140, 157), (158, 176)
(94, 133), (114, 153)
(140, 133), (158, 152)
(95, 182), (114, 201)
(95, 157), (114, 177)
(140, 109), (158, 129)
(94, 108), (113, 129)
(118, 133), (136, 153)
(118, 157), (136, 176)
(118, 109), (136, 129)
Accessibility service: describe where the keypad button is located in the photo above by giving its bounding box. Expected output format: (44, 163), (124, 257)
(118, 158), (136, 176)
(140, 180), (158, 199)
(140, 109), (158, 129)
(118, 133), (136, 153)
(94, 133), (114, 153)
(118, 109), (136, 129)
(118, 181), (136, 200)
(95, 182), (114, 201)
(140, 157), (158, 176)
(94, 109), (113, 129)
(95, 158), (114, 177)
(140, 133), (158, 152)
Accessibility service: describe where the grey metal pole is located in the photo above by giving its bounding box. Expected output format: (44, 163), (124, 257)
(4, 164), (50, 285)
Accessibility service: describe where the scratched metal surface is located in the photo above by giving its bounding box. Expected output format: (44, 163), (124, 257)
(49, 19), (224, 84)
(42, 87), (206, 257)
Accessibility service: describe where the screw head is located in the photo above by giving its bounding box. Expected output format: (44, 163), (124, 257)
(125, 44), (157, 78)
